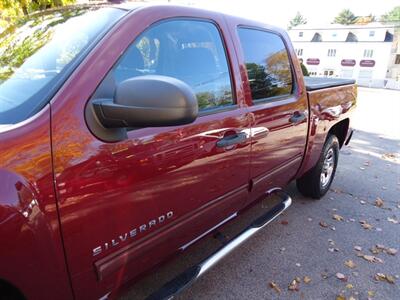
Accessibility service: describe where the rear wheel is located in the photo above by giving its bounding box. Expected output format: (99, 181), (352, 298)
(296, 135), (339, 199)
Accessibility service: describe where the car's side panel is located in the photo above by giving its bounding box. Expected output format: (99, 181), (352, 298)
(50, 6), (251, 300)
(296, 84), (357, 178)
(0, 106), (73, 300)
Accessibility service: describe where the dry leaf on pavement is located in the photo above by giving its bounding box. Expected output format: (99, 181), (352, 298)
(288, 279), (299, 291)
(374, 273), (396, 284)
(336, 295), (346, 300)
(359, 220), (373, 230)
(344, 260), (356, 269)
(386, 248), (398, 255)
(269, 281), (281, 294)
(333, 214), (344, 221)
(303, 276), (311, 284)
(319, 221), (329, 228)
(346, 283), (353, 289)
(387, 217), (399, 224)
(360, 254), (384, 263)
(336, 272), (348, 282)
(375, 197), (384, 207)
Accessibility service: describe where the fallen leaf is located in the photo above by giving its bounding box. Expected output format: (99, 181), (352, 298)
(319, 221), (329, 228)
(288, 279), (299, 291)
(333, 214), (344, 221)
(303, 276), (311, 284)
(387, 217), (399, 224)
(376, 244), (385, 250)
(386, 248), (398, 255)
(280, 220), (289, 225)
(345, 260), (356, 269)
(360, 220), (373, 230)
(370, 246), (380, 254)
(346, 283), (353, 289)
(382, 153), (399, 161)
(374, 273), (396, 284)
(367, 291), (375, 297)
(336, 295), (346, 300)
(349, 297), (356, 300)
(361, 254), (384, 263)
(269, 281), (281, 294)
(336, 272), (348, 282)
(375, 197), (384, 208)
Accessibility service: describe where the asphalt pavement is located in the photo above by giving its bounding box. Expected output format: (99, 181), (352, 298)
(122, 87), (400, 300)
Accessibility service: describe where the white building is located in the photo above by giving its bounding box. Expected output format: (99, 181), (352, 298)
(289, 23), (400, 89)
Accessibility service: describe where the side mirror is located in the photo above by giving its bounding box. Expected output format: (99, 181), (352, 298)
(92, 75), (198, 128)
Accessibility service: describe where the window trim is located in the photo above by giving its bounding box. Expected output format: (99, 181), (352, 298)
(236, 25), (298, 105)
(99, 16), (237, 115)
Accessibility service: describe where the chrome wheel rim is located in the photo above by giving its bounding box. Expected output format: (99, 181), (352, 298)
(320, 148), (335, 188)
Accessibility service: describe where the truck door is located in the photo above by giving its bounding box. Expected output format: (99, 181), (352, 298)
(234, 27), (309, 200)
(51, 12), (251, 299)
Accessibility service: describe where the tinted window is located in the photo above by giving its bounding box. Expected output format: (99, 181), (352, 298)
(0, 7), (126, 124)
(108, 20), (233, 111)
(238, 28), (293, 101)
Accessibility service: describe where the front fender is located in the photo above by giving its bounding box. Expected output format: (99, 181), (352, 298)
(0, 105), (73, 300)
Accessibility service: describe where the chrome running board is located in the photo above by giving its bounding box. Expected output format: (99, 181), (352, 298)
(145, 189), (292, 300)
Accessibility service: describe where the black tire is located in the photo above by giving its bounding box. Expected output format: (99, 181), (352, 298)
(296, 135), (339, 199)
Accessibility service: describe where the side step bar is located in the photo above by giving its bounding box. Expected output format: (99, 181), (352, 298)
(145, 189), (292, 300)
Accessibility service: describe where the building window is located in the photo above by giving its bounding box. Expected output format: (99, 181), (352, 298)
(311, 33), (322, 42)
(327, 49), (336, 57)
(395, 54), (400, 65)
(299, 32), (303, 37)
(369, 31), (375, 37)
(346, 32), (358, 42)
(296, 48), (303, 56)
(363, 49), (373, 58)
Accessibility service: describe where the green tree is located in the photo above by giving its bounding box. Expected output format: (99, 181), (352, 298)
(300, 62), (309, 76)
(288, 12), (307, 30)
(381, 6), (400, 23)
(333, 9), (357, 25)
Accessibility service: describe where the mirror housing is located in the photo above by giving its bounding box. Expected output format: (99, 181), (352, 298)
(92, 75), (198, 128)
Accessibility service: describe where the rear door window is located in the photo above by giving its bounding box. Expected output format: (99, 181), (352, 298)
(102, 19), (233, 112)
(237, 28), (293, 102)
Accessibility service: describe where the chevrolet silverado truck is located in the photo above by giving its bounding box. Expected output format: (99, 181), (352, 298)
(0, 4), (356, 300)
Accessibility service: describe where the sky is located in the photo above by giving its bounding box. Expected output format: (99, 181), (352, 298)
(166, 0), (399, 28)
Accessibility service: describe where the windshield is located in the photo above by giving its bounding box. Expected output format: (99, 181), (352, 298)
(0, 6), (126, 125)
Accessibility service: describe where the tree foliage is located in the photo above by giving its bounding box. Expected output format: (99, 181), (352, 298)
(333, 9), (357, 25)
(0, 0), (75, 28)
(381, 6), (400, 23)
(288, 12), (307, 30)
(355, 14), (376, 25)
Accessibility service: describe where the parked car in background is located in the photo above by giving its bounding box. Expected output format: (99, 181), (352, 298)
(0, 4), (356, 300)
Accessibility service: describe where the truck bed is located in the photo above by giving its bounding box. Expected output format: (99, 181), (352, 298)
(304, 77), (356, 91)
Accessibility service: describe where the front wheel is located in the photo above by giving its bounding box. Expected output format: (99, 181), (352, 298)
(296, 135), (339, 199)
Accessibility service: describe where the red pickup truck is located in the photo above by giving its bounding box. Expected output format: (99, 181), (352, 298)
(0, 4), (356, 300)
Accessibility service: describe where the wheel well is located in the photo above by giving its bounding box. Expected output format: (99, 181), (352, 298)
(0, 279), (25, 300)
(328, 118), (349, 148)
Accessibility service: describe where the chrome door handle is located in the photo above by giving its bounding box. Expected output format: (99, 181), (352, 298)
(216, 132), (247, 148)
